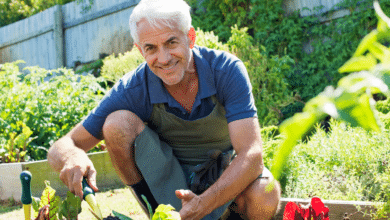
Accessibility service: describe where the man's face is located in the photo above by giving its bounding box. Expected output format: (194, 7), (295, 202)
(135, 20), (196, 86)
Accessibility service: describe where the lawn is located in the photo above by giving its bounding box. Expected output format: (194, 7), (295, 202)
(0, 186), (148, 220)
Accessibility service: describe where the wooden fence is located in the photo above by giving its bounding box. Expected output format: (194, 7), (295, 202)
(0, 0), (351, 71)
(0, 0), (140, 71)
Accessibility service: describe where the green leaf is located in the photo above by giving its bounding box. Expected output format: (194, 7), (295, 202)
(152, 204), (180, 220)
(272, 112), (321, 180)
(338, 54), (377, 73)
(335, 93), (380, 131)
(112, 210), (134, 220)
(368, 42), (390, 63)
(59, 191), (82, 220)
(353, 30), (378, 58)
(141, 194), (154, 219)
(337, 71), (388, 95)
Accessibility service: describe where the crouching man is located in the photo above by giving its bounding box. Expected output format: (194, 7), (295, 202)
(47, 0), (281, 219)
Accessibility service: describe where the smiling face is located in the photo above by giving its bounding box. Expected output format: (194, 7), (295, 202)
(135, 19), (196, 87)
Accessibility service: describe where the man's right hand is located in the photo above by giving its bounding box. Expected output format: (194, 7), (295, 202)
(59, 151), (98, 200)
(48, 124), (101, 200)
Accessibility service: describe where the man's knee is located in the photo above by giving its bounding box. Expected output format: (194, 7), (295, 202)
(237, 177), (281, 219)
(102, 110), (145, 141)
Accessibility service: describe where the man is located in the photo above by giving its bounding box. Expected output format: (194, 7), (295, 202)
(47, 0), (281, 219)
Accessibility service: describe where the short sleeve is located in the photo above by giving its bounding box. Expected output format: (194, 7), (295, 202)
(82, 70), (152, 139)
(215, 60), (257, 123)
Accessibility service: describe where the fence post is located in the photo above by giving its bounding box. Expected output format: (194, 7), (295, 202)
(53, 5), (65, 69)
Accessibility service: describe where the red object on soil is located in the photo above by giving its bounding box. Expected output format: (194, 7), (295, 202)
(283, 197), (329, 220)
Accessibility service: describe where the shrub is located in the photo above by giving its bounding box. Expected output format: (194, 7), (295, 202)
(270, 120), (390, 204)
(100, 48), (145, 83)
(189, 0), (390, 120)
(0, 61), (106, 162)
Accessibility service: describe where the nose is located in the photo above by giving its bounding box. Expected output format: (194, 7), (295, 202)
(157, 47), (172, 65)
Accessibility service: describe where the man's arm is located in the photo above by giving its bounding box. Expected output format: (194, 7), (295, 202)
(177, 117), (263, 219)
(47, 123), (101, 199)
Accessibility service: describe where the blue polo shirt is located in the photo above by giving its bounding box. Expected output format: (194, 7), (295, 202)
(82, 46), (257, 139)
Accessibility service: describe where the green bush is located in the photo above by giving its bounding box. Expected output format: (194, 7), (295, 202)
(100, 48), (145, 83)
(188, 0), (390, 120)
(0, 61), (106, 162)
(101, 27), (295, 126)
(264, 120), (390, 211)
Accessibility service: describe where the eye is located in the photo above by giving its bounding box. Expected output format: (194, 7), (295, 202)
(145, 46), (155, 52)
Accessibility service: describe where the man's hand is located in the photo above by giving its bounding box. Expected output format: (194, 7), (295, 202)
(175, 189), (210, 220)
(59, 151), (98, 200)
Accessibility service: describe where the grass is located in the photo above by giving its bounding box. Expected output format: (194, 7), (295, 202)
(0, 186), (148, 220)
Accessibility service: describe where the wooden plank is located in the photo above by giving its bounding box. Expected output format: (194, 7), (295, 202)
(274, 198), (383, 220)
(63, 0), (140, 29)
(0, 7), (55, 49)
(19, 151), (124, 199)
(64, 4), (135, 66)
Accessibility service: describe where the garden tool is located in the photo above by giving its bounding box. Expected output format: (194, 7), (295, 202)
(20, 170), (33, 220)
(82, 177), (103, 220)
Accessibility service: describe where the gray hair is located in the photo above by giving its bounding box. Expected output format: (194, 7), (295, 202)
(129, 0), (192, 44)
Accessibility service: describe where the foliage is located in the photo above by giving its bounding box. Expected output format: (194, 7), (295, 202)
(100, 48), (145, 84)
(264, 120), (390, 218)
(75, 59), (104, 78)
(0, 0), (94, 28)
(188, 0), (390, 121)
(33, 180), (61, 220)
(101, 27), (295, 126)
(225, 26), (296, 125)
(0, 61), (106, 162)
(0, 121), (34, 163)
(113, 204), (180, 220)
(59, 191), (82, 220)
(268, 1), (390, 218)
(32, 181), (82, 220)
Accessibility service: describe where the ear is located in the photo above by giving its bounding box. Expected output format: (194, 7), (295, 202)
(188, 27), (196, 49)
(135, 43), (144, 56)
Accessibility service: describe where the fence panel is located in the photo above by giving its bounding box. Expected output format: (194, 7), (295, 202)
(284, 0), (345, 17)
(0, 6), (60, 70)
(62, 0), (140, 67)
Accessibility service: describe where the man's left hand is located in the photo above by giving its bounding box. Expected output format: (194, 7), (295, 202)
(176, 189), (209, 220)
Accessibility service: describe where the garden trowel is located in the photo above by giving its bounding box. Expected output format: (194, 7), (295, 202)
(82, 177), (103, 219)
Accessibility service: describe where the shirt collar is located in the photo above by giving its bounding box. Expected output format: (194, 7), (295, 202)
(147, 46), (217, 104)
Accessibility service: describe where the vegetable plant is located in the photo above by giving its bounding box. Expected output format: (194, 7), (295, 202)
(0, 61), (106, 162)
(270, 1), (390, 218)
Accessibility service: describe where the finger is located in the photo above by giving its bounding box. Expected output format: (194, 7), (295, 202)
(60, 169), (75, 195)
(175, 189), (192, 199)
(73, 171), (84, 200)
(87, 168), (99, 192)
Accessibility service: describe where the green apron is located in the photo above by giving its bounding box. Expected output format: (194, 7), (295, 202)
(134, 96), (233, 216)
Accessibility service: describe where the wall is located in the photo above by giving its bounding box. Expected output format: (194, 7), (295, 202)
(0, 0), (140, 71)
(0, 151), (124, 202)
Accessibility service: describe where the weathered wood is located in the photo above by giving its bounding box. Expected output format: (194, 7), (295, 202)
(274, 198), (383, 220)
(53, 5), (65, 68)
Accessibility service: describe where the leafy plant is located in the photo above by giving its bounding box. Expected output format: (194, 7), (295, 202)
(59, 191), (82, 220)
(268, 1), (390, 218)
(189, 0), (390, 122)
(0, 61), (106, 162)
(100, 49), (145, 84)
(0, 121), (35, 163)
(33, 181), (62, 220)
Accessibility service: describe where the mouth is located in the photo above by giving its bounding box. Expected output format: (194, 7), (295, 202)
(159, 61), (179, 73)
